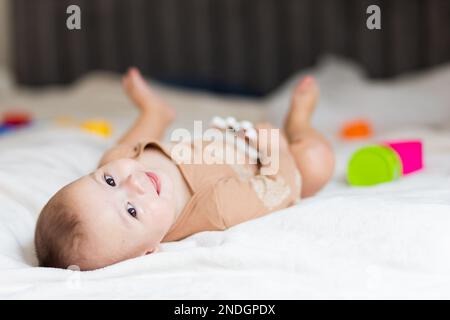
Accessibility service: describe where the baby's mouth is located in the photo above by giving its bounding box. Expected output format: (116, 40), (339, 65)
(145, 171), (161, 195)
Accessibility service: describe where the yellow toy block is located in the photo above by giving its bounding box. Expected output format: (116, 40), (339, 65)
(80, 120), (112, 138)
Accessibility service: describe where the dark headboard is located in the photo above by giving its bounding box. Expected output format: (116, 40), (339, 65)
(12, 0), (450, 96)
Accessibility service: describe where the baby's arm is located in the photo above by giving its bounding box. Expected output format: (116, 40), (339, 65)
(98, 68), (175, 167)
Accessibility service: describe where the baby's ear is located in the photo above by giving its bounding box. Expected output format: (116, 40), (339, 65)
(152, 246), (160, 253)
(144, 245), (160, 255)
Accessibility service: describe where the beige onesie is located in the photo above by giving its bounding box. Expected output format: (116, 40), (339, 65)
(132, 134), (301, 242)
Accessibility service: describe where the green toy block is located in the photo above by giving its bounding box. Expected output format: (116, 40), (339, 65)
(347, 145), (403, 186)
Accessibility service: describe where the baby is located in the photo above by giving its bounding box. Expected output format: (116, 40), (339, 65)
(35, 68), (334, 270)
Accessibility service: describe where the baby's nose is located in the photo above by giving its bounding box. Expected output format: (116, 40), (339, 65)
(125, 174), (146, 195)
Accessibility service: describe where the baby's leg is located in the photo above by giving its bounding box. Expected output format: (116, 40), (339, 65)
(284, 77), (335, 198)
(98, 69), (176, 167)
(121, 68), (175, 142)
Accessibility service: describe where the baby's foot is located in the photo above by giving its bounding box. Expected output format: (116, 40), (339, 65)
(284, 76), (319, 139)
(122, 67), (176, 123)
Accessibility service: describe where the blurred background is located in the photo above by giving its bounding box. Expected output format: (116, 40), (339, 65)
(0, 0), (10, 73)
(1, 0), (449, 96)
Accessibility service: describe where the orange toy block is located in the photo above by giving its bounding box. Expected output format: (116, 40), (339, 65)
(340, 119), (373, 140)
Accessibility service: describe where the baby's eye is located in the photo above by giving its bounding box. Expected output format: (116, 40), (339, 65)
(127, 203), (137, 218)
(104, 174), (116, 187)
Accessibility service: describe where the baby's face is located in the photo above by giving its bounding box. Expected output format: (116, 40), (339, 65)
(64, 158), (176, 269)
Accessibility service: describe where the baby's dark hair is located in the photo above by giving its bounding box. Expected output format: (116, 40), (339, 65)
(34, 189), (84, 269)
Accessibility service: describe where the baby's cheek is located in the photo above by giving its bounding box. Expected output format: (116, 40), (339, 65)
(145, 201), (174, 238)
(149, 199), (175, 221)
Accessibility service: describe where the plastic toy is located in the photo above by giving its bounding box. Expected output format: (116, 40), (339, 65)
(0, 110), (33, 136)
(347, 140), (423, 186)
(54, 116), (113, 138)
(210, 116), (259, 160)
(80, 120), (112, 138)
(210, 116), (257, 142)
(385, 140), (423, 175)
(0, 124), (13, 135)
(340, 119), (373, 140)
(2, 110), (32, 127)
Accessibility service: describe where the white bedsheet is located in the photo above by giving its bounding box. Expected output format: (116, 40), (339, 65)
(0, 57), (450, 299)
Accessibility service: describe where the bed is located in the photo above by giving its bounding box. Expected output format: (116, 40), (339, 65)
(1, 57), (450, 299)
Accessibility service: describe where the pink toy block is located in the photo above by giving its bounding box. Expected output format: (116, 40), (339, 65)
(384, 140), (423, 175)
